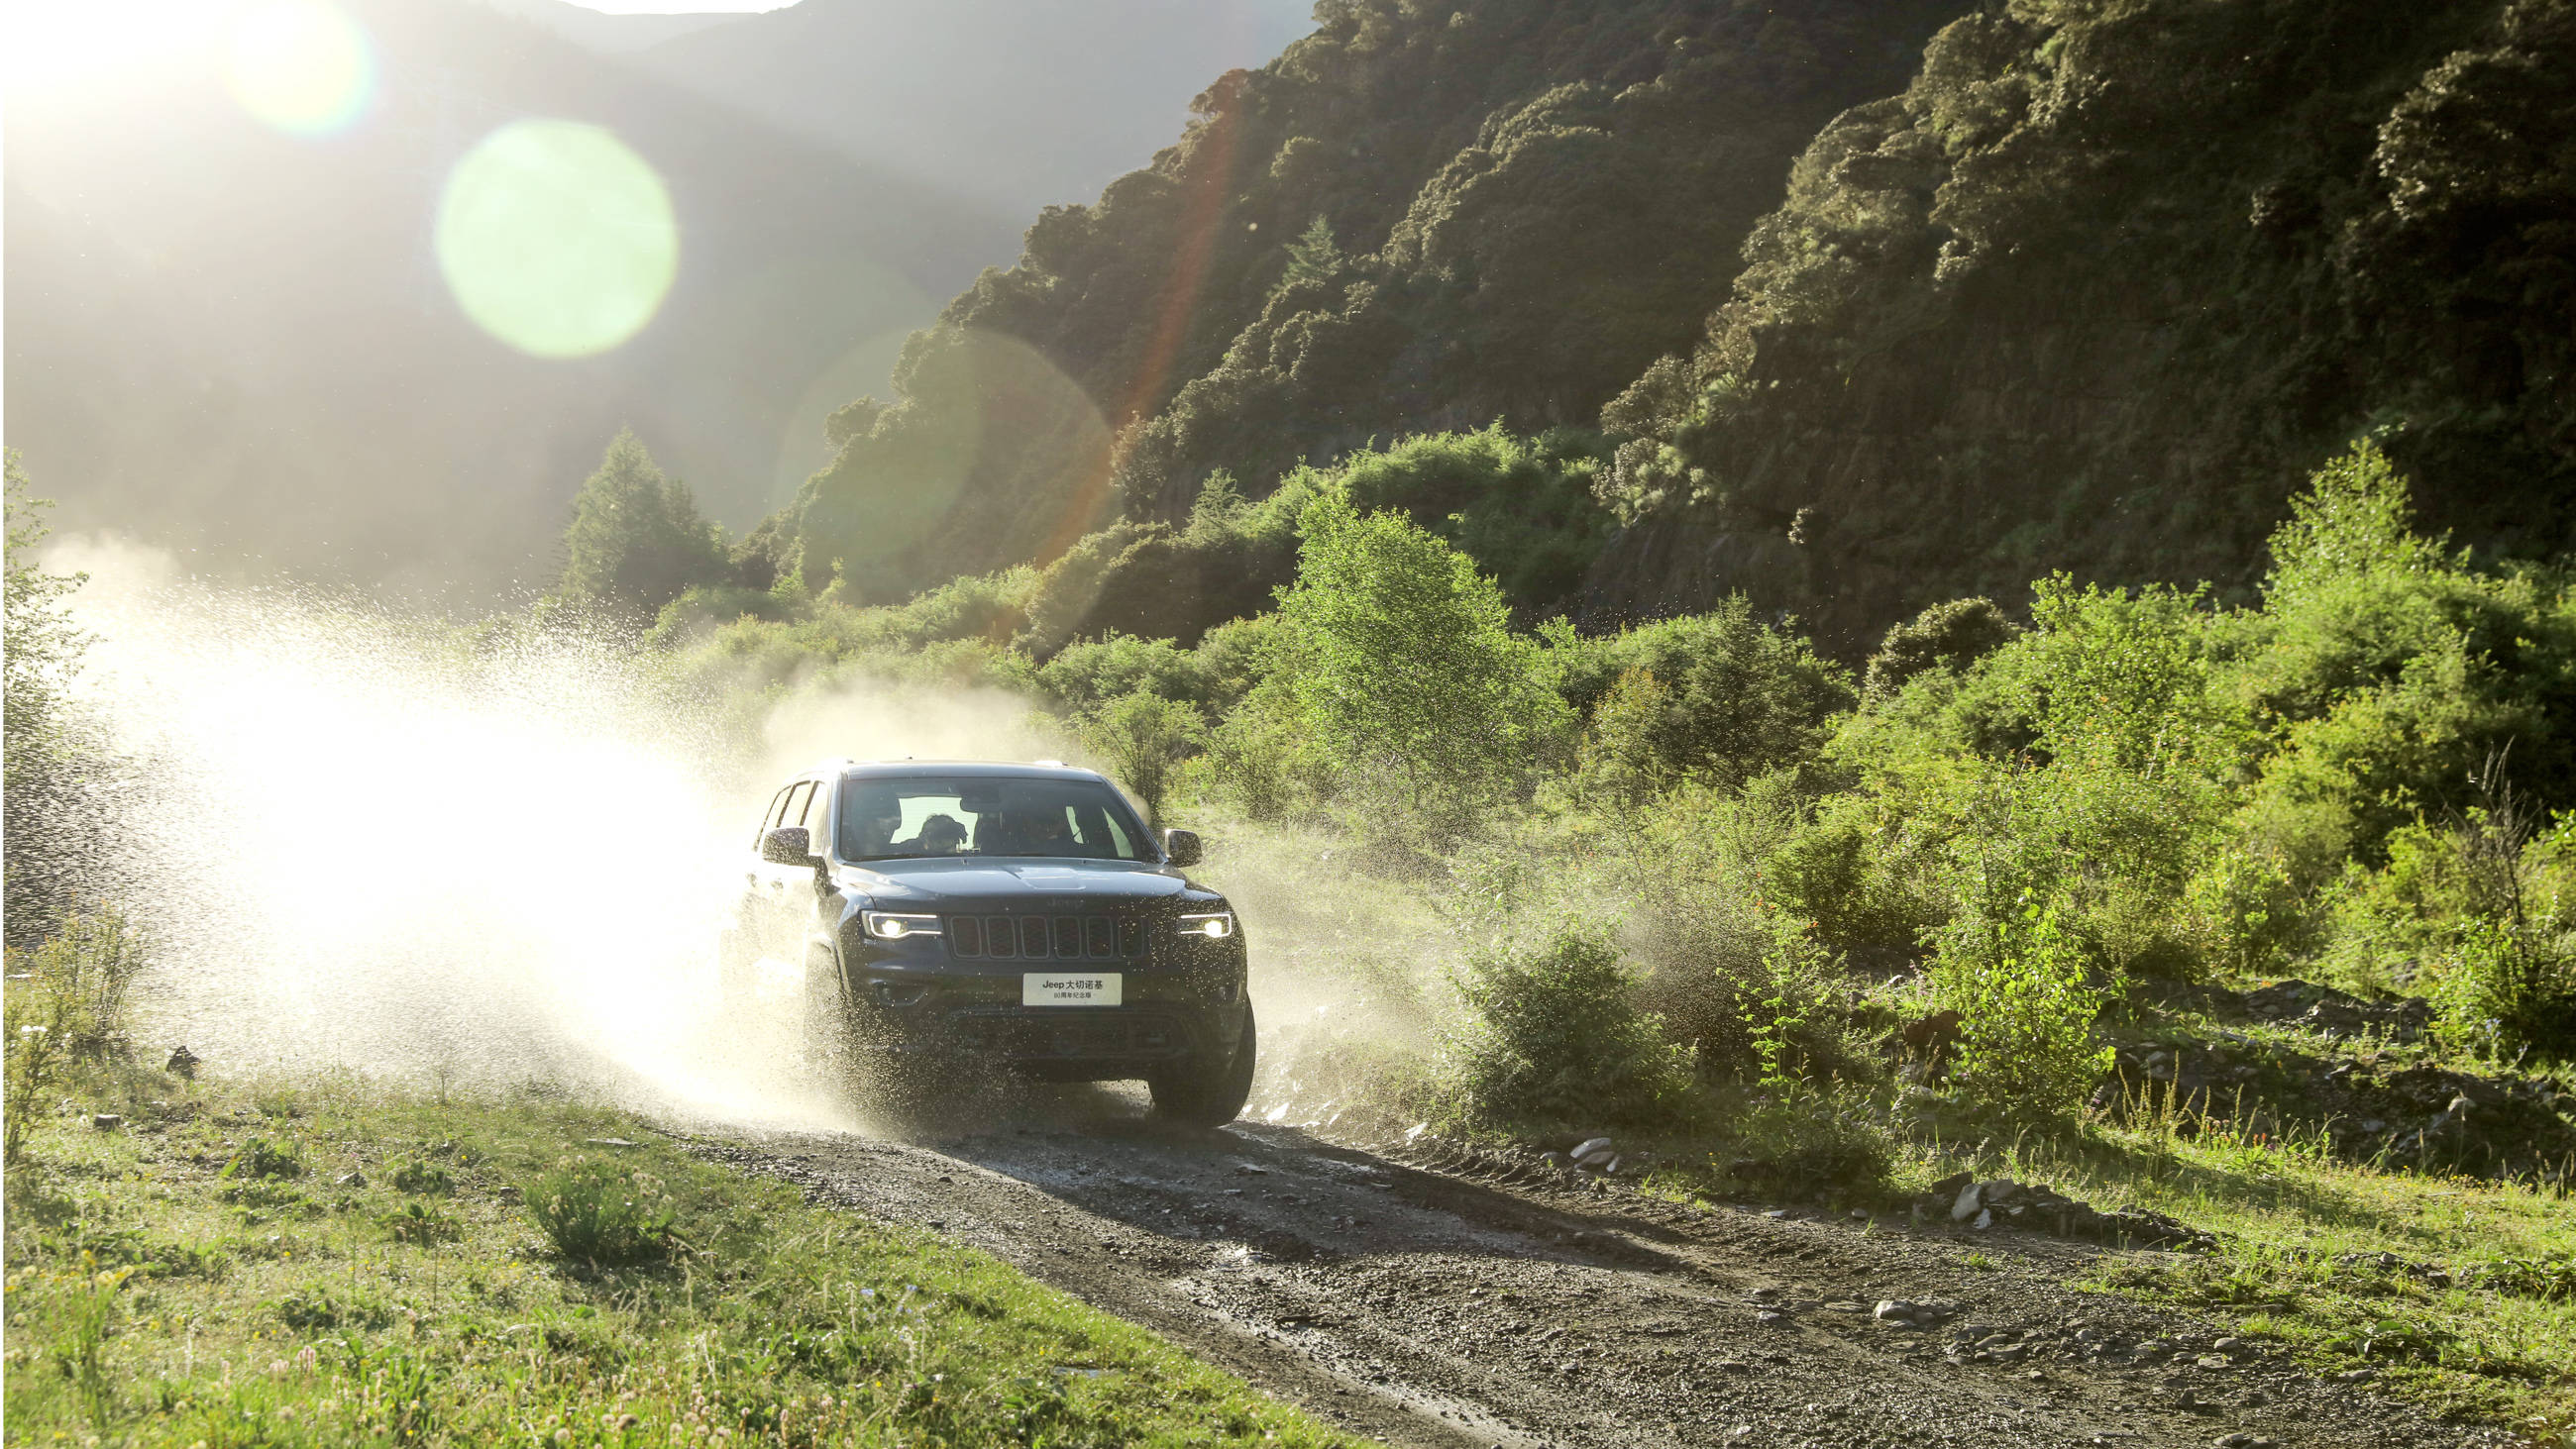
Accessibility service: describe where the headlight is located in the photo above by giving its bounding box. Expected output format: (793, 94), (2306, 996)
(863, 912), (942, 940)
(1176, 911), (1234, 940)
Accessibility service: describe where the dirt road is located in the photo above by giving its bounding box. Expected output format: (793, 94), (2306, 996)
(689, 1087), (2506, 1449)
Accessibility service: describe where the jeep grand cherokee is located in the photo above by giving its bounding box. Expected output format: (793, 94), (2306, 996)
(725, 759), (1254, 1124)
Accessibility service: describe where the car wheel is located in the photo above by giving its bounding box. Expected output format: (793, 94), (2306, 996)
(1149, 1002), (1256, 1127)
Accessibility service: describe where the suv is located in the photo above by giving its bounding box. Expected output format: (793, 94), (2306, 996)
(725, 760), (1254, 1124)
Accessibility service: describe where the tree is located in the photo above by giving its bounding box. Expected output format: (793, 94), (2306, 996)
(1279, 213), (1344, 290)
(1081, 689), (1205, 823)
(556, 429), (729, 621)
(4, 453), (103, 940)
(1269, 495), (1568, 826)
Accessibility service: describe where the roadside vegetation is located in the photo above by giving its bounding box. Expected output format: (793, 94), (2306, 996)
(602, 435), (2576, 1436)
(0, 1019), (1351, 1448)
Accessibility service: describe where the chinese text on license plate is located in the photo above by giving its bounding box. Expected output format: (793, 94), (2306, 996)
(1023, 973), (1123, 1006)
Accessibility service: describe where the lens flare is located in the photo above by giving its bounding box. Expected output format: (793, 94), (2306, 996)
(225, 0), (375, 137)
(436, 120), (680, 360)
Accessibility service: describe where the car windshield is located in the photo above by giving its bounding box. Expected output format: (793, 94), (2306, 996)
(835, 776), (1152, 863)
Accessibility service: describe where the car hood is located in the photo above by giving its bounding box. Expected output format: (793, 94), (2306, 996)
(837, 858), (1201, 908)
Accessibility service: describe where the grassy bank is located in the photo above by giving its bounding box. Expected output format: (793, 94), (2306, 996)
(1, 1066), (1350, 1449)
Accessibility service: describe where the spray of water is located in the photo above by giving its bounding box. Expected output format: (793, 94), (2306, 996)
(51, 536), (1454, 1137)
(54, 538), (1053, 1128)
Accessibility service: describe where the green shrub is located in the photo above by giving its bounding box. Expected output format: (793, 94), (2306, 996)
(386, 1157), (453, 1195)
(1559, 598), (1856, 797)
(1930, 883), (2113, 1120)
(1267, 495), (1569, 831)
(222, 1138), (306, 1183)
(525, 1157), (680, 1267)
(1447, 928), (1691, 1128)
(1080, 689), (1205, 823)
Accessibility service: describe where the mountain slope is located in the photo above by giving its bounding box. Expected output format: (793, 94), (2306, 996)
(772, 0), (1974, 609)
(1587, 0), (2576, 648)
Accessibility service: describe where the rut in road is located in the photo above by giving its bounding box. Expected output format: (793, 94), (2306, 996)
(688, 1089), (2503, 1449)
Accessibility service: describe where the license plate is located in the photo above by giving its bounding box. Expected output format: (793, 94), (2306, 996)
(1022, 972), (1122, 1006)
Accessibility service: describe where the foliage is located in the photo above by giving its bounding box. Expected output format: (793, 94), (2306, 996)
(1266, 496), (1568, 832)
(3, 454), (112, 939)
(524, 1155), (680, 1267)
(1447, 928), (1691, 1128)
(3, 905), (147, 1166)
(1593, 1), (2576, 647)
(554, 429), (731, 623)
(1080, 688), (1206, 823)
(1, 1083), (1354, 1448)
(1929, 878), (2113, 1119)
(1561, 598), (1856, 801)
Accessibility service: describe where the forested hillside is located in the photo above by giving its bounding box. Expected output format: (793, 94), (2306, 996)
(1596, 0), (2576, 646)
(766, 0), (1970, 615)
(748, 0), (2572, 657)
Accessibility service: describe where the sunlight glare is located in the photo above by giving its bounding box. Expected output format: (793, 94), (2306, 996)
(436, 120), (682, 360)
(224, 0), (375, 137)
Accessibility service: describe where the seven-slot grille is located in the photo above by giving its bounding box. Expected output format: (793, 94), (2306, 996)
(946, 913), (1142, 962)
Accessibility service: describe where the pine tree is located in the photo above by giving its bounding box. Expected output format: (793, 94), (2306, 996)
(556, 429), (727, 620)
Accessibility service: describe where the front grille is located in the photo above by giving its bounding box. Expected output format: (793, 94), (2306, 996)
(946, 912), (1141, 962)
(945, 1006), (1194, 1059)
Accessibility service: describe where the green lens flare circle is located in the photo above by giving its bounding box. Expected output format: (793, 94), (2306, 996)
(436, 121), (679, 360)
(226, 0), (376, 137)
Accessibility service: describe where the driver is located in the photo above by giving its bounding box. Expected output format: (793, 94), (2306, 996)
(852, 796), (903, 855)
(1000, 806), (1072, 855)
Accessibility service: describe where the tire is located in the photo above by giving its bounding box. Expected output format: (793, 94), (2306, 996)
(1150, 1002), (1256, 1127)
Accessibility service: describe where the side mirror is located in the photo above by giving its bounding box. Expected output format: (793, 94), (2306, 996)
(1162, 828), (1202, 868)
(761, 826), (820, 866)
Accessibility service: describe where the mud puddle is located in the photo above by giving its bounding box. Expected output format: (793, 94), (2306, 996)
(685, 1086), (2504, 1449)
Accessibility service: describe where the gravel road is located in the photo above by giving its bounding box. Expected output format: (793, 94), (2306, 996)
(686, 1085), (2512, 1449)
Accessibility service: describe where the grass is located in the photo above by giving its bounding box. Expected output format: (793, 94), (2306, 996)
(1931, 1091), (2576, 1439)
(1, 1065), (1355, 1449)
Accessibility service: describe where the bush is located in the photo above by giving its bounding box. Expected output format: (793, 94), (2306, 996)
(1560, 598), (1856, 798)
(222, 1138), (306, 1183)
(386, 1157), (454, 1194)
(1080, 689), (1205, 823)
(1267, 495), (1569, 832)
(4, 904), (148, 1164)
(526, 1157), (681, 1267)
(1447, 929), (1691, 1128)
(1929, 883), (2112, 1121)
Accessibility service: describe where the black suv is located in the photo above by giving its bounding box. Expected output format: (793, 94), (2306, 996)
(726, 760), (1254, 1124)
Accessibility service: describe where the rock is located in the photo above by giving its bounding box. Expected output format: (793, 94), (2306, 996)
(1926, 1170), (1972, 1200)
(90, 1113), (122, 1131)
(164, 1045), (200, 1079)
(1973, 1208), (1993, 1230)
(1952, 1183), (1984, 1221)
(2336, 1367), (2375, 1383)
(584, 1137), (639, 1148)
(1979, 1178), (2021, 1206)
(1874, 1299), (1913, 1321)
(1756, 1309), (1788, 1325)
(494, 1185), (523, 1203)
(1575, 1148), (1616, 1171)
(1567, 1136), (1614, 1161)
(336, 1170), (367, 1189)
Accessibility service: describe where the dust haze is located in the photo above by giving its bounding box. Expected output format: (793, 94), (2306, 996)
(56, 537), (1441, 1134)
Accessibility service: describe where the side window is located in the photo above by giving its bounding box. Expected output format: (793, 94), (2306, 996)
(755, 787), (792, 847)
(801, 780), (832, 845)
(782, 782), (815, 838)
